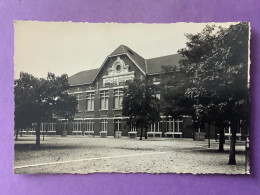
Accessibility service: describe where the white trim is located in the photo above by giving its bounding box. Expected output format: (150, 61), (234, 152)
(60, 117), (129, 120)
(112, 86), (127, 89)
(69, 83), (92, 87)
(125, 53), (147, 75)
(98, 88), (110, 91)
(85, 89), (96, 93)
(68, 91), (84, 94)
(89, 56), (109, 84)
(88, 53), (127, 86)
(102, 71), (135, 79)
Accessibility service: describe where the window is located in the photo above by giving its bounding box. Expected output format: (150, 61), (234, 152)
(86, 92), (95, 111)
(75, 93), (83, 111)
(166, 118), (174, 132)
(224, 123), (231, 134)
(82, 120), (94, 131)
(101, 119), (108, 131)
(113, 88), (123, 109)
(100, 90), (109, 110)
(166, 118), (183, 132)
(61, 120), (68, 131)
(114, 119), (122, 132)
(42, 122), (56, 132)
(73, 120), (82, 131)
(130, 122), (137, 132)
(149, 121), (163, 132)
(175, 119), (183, 132)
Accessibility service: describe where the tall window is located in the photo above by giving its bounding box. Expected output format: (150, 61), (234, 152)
(166, 118), (175, 132)
(100, 90), (109, 110)
(86, 92), (95, 111)
(175, 119), (183, 132)
(61, 120), (68, 131)
(114, 119), (122, 132)
(75, 93), (83, 111)
(101, 119), (108, 131)
(130, 122), (137, 132)
(113, 88), (123, 109)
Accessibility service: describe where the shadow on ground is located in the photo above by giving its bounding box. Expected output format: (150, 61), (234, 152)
(14, 143), (79, 151)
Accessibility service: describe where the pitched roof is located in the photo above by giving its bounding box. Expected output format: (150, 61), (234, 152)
(68, 68), (99, 86)
(68, 45), (182, 86)
(109, 45), (147, 74)
(109, 45), (126, 56)
(146, 54), (181, 74)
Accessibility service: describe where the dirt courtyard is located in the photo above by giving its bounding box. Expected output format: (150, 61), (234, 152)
(14, 135), (249, 174)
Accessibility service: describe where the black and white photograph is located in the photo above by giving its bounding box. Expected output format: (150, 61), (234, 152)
(14, 21), (250, 174)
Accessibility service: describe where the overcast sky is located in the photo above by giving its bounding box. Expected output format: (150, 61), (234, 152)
(14, 21), (235, 79)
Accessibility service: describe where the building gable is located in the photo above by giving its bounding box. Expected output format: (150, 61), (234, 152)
(68, 45), (182, 86)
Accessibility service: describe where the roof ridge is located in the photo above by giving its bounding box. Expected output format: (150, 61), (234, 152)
(121, 45), (126, 52)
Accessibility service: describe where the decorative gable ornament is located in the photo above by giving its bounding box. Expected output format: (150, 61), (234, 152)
(103, 57), (135, 85)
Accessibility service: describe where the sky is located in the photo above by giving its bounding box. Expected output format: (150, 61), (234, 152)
(14, 21), (236, 79)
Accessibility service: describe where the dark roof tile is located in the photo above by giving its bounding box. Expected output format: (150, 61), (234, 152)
(146, 54), (181, 74)
(68, 68), (99, 86)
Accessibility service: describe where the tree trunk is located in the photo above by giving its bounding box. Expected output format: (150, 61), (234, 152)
(140, 124), (143, 140)
(43, 126), (45, 141)
(208, 122), (210, 148)
(36, 122), (41, 148)
(15, 128), (19, 141)
(219, 124), (225, 152)
(228, 122), (236, 165)
(20, 128), (23, 137)
(145, 126), (148, 139)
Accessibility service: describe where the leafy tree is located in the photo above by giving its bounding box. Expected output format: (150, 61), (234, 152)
(15, 72), (78, 147)
(178, 22), (250, 164)
(122, 78), (161, 140)
(160, 65), (195, 120)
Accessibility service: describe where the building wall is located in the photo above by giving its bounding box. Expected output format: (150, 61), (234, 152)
(58, 53), (200, 138)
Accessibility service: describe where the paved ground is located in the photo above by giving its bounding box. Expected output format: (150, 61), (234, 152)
(14, 135), (249, 174)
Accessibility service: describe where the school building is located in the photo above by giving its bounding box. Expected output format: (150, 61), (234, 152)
(33, 45), (245, 140)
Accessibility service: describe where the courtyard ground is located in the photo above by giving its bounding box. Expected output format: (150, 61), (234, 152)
(14, 135), (249, 174)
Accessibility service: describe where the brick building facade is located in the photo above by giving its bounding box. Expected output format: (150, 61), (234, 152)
(38, 45), (245, 140)
(57, 45), (198, 138)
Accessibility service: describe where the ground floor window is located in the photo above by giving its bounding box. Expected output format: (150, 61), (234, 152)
(166, 118), (183, 132)
(224, 124), (231, 134)
(114, 119), (122, 132)
(224, 121), (242, 134)
(73, 120), (83, 131)
(83, 120), (94, 131)
(32, 122), (56, 132)
(149, 121), (163, 132)
(130, 122), (137, 132)
(41, 122), (56, 132)
(61, 120), (68, 131)
(175, 119), (183, 132)
(101, 119), (108, 131)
